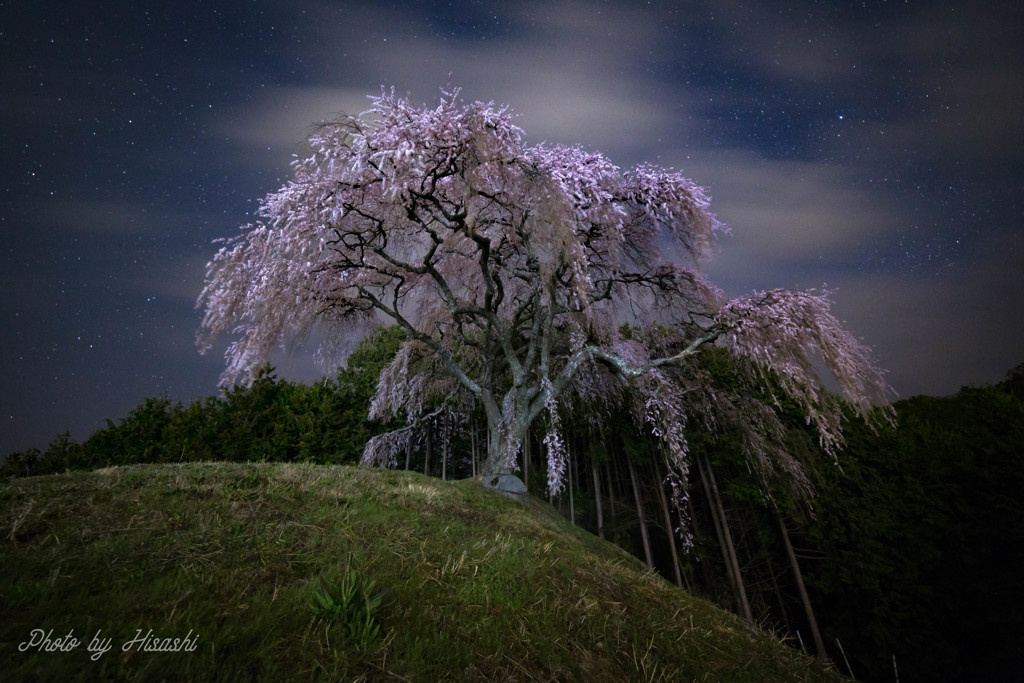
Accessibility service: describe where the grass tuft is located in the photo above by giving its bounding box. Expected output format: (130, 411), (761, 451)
(308, 560), (386, 647)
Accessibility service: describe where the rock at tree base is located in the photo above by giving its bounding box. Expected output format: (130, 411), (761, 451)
(482, 473), (529, 505)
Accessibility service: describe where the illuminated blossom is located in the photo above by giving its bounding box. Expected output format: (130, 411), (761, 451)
(198, 85), (894, 513)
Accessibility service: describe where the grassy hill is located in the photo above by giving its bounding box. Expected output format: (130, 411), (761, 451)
(1, 462), (842, 681)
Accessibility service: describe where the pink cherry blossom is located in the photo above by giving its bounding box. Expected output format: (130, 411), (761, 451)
(198, 85), (894, 511)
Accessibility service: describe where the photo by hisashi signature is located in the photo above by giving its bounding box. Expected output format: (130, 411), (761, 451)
(18, 627), (199, 661)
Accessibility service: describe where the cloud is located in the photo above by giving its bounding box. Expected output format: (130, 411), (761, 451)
(220, 86), (377, 153)
(717, 2), (1024, 165)
(883, 66), (1024, 163)
(217, 0), (697, 166)
(822, 231), (1024, 397)
(665, 149), (906, 290)
(31, 200), (160, 237)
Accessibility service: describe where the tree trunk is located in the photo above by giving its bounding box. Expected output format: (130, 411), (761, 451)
(696, 455), (735, 601)
(424, 429), (431, 477)
(568, 437), (576, 526)
(606, 455), (617, 517)
(592, 458), (605, 539)
(598, 423), (616, 519)
(686, 493), (713, 590)
(698, 453), (753, 622)
(766, 548), (792, 635)
(481, 409), (526, 477)
(470, 420), (477, 478)
(626, 453), (654, 570)
(405, 436), (412, 471)
(707, 454), (752, 621)
(654, 460), (684, 588)
(778, 512), (827, 661)
(478, 385), (537, 478)
(523, 431), (530, 489)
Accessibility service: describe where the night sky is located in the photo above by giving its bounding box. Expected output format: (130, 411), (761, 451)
(2, 1), (1022, 456)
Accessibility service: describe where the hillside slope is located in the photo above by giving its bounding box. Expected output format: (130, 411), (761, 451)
(2, 463), (842, 681)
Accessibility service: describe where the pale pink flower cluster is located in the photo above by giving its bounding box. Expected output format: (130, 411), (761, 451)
(540, 379), (568, 496)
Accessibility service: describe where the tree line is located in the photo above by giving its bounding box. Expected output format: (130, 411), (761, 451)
(5, 327), (1022, 681)
(0, 327), (404, 477)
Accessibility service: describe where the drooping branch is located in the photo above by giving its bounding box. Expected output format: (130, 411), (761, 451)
(198, 83), (893, 512)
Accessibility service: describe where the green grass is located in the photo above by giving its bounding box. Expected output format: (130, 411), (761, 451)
(1, 463), (843, 681)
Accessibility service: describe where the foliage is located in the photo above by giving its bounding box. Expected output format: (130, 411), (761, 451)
(802, 378), (1024, 682)
(0, 328), (404, 478)
(196, 85), (893, 504)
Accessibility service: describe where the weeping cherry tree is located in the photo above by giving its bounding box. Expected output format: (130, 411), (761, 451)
(197, 86), (893, 513)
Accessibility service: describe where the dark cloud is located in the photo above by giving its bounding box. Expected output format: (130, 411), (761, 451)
(831, 231), (1024, 397)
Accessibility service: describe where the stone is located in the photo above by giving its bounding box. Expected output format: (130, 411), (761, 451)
(482, 473), (530, 505)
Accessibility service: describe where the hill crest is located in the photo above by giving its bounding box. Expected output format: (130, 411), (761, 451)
(2, 462), (841, 681)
